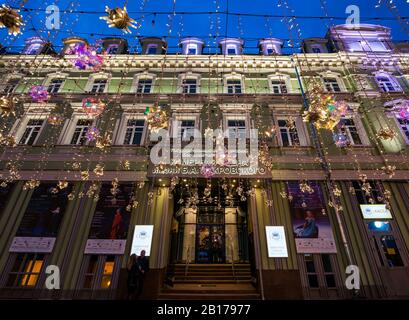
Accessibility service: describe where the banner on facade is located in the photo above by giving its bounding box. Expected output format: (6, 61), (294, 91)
(9, 183), (72, 253)
(130, 225), (154, 256)
(85, 183), (133, 254)
(360, 204), (393, 220)
(265, 226), (288, 258)
(288, 182), (337, 254)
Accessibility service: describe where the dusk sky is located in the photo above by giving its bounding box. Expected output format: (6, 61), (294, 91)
(1, 0), (409, 54)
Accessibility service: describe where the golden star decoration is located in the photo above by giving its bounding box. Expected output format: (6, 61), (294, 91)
(0, 5), (24, 36)
(99, 6), (139, 34)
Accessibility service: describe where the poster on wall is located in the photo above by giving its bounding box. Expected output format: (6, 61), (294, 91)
(130, 225), (154, 256)
(360, 204), (393, 220)
(265, 226), (288, 258)
(9, 183), (73, 253)
(287, 182), (337, 254)
(84, 183), (134, 255)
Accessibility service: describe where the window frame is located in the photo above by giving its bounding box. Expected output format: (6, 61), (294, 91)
(131, 73), (156, 94)
(375, 73), (402, 93)
(115, 113), (147, 146)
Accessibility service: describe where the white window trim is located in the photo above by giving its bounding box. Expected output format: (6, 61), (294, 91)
(177, 73), (201, 94)
(186, 44), (198, 55)
(171, 113), (200, 139)
(85, 72), (111, 93)
(319, 72), (347, 93)
(226, 45), (237, 55)
(223, 114), (250, 139)
(42, 72), (68, 88)
(373, 71), (403, 93)
(390, 113), (409, 145)
(0, 72), (23, 93)
(11, 113), (47, 145)
(131, 72), (156, 94)
(274, 115), (309, 147)
(268, 74), (293, 94)
(223, 73), (245, 94)
(58, 113), (96, 145)
(114, 113), (147, 146)
(339, 113), (370, 146)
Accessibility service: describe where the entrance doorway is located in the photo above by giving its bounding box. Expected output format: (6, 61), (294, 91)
(196, 207), (225, 263)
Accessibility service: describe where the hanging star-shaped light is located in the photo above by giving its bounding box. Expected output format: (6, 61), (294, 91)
(0, 4), (24, 36)
(100, 6), (139, 34)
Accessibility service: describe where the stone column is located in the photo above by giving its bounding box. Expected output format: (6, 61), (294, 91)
(225, 208), (239, 262)
(182, 208), (196, 262)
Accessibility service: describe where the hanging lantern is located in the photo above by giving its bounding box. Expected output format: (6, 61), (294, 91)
(100, 6), (139, 34)
(376, 128), (397, 141)
(71, 44), (103, 71)
(333, 132), (350, 148)
(86, 126), (100, 142)
(29, 85), (50, 103)
(82, 97), (106, 117)
(0, 95), (18, 116)
(0, 5), (24, 36)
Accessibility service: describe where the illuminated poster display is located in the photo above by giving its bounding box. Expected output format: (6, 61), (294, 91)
(265, 226), (288, 258)
(85, 183), (133, 255)
(288, 182), (337, 254)
(131, 225), (154, 256)
(10, 183), (72, 253)
(360, 204), (393, 220)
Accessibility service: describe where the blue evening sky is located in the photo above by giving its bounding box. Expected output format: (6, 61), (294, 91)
(1, 0), (409, 54)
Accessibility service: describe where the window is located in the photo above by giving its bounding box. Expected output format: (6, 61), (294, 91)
(376, 76), (400, 93)
(80, 255), (118, 290)
(226, 80), (242, 94)
(266, 46), (276, 55)
(90, 79), (107, 93)
(227, 119), (246, 139)
(352, 180), (383, 205)
(182, 79), (197, 94)
(323, 78), (341, 92)
(123, 119), (145, 145)
(187, 45), (197, 55)
(321, 254), (336, 288)
(6, 254), (44, 288)
(100, 256), (115, 289)
(227, 47), (236, 55)
(312, 46), (321, 53)
(379, 235), (404, 267)
(146, 45), (157, 55)
(302, 254), (338, 289)
(304, 254), (319, 288)
(179, 120), (196, 141)
(3, 79), (19, 94)
(106, 44), (119, 54)
(397, 118), (409, 141)
(278, 119), (300, 147)
(26, 43), (42, 55)
(70, 119), (92, 145)
(271, 80), (288, 94)
(137, 79), (153, 94)
(339, 118), (362, 145)
(19, 119), (44, 145)
(47, 79), (64, 93)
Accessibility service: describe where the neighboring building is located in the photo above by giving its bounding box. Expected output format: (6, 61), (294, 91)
(0, 24), (409, 300)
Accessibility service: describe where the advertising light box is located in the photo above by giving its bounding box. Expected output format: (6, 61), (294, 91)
(131, 225), (154, 256)
(360, 204), (392, 220)
(265, 226), (288, 258)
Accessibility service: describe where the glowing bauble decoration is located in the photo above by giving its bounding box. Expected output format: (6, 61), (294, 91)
(100, 6), (139, 34)
(0, 95), (18, 116)
(69, 44), (103, 71)
(86, 126), (100, 142)
(0, 5), (23, 36)
(29, 85), (50, 102)
(398, 101), (409, 120)
(82, 97), (106, 117)
(333, 132), (350, 148)
(201, 164), (215, 178)
(145, 106), (168, 131)
(303, 86), (349, 131)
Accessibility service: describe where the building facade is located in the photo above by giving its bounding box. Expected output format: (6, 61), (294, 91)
(1, 24), (409, 300)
